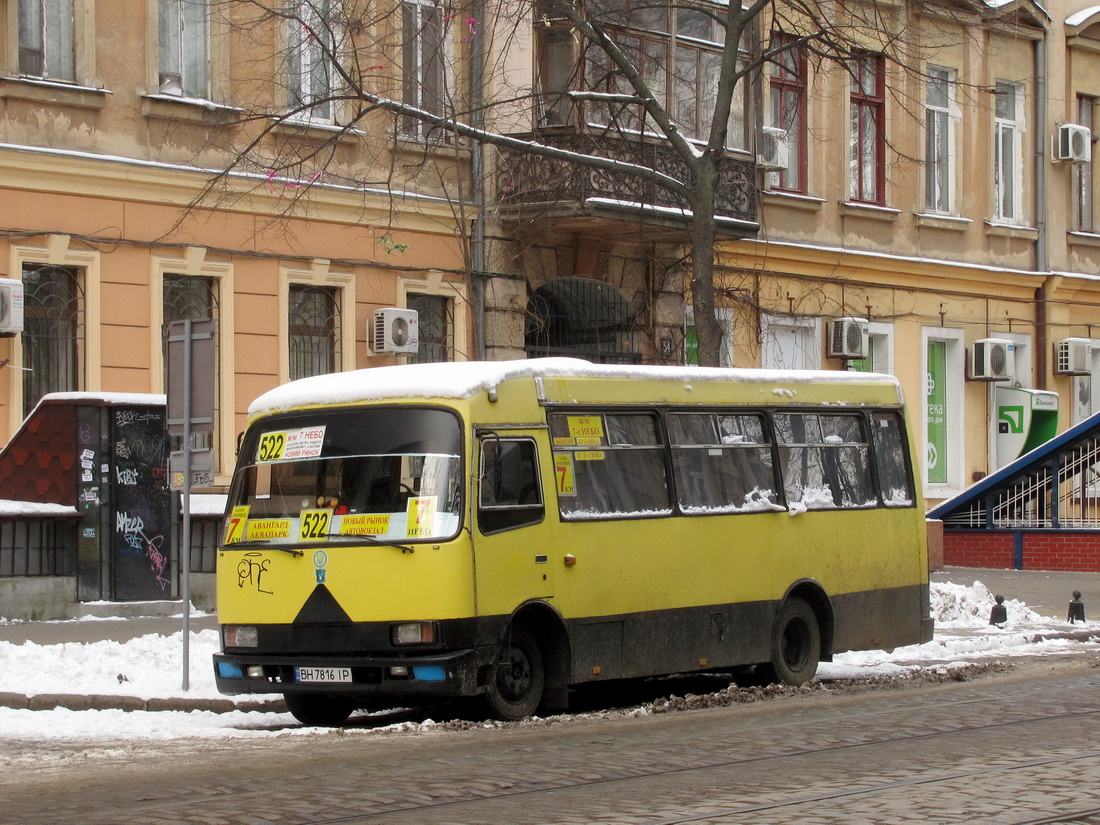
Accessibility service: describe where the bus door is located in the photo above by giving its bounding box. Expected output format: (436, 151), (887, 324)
(473, 431), (554, 618)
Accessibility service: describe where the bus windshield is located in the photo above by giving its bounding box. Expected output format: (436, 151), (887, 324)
(223, 407), (463, 547)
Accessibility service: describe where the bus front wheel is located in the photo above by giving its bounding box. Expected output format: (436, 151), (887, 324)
(765, 597), (820, 687)
(484, 625), (545, 721)
(284, 692), (355, 727)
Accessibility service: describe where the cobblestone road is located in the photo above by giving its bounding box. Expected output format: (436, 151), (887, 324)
(2, 660), (1099, 824)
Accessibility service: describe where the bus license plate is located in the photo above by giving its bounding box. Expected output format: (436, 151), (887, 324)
(296, 666), (352, 683)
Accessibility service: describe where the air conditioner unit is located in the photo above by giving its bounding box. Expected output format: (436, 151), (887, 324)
(1055, 337), (1093, 375)
(0, 278), (25, 336)
(371, 307), (419, 354)
(757, 126), (790, 171)
(827, 317), (868, 359)
(969, 338), (1015, 381)
(1055, 124), (1092, 164)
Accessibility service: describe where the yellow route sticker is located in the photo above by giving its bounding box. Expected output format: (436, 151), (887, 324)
(246, 519), (292, 540)
(406, 497), (437, 538)
(339, 514), (392, 536)
(566, 416), (605, 446)
(554, 453), (576, 496)
(223, 505), (251, 545)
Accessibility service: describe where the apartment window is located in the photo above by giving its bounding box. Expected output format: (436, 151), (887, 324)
(1075, 95), (1095, 232)
(761, 313), (820, 370)
(21, 263), (83, 417)
(684, 306), (733, 367)
(539, 28), (576, 126)
(924, 67), (955, 213)
(543, 2), (748, 149)
(289, 284), (340, 380)
(849, 52), (885, 204)
(407, 293), (452, 363)
(18, 0), (75, 81)
(162, 276), (219, 453)
(849, 322), (893, 374)
(402, 0), (447, 137)
(287, 0), (334, 121)
(159, 0), (210, 97)
(993, 81), (1022, 222)
(769, 34), (807, 193)
(163, 275), (218, 387)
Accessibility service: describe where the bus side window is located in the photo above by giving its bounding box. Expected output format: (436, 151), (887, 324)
(871, 411), (915, 507)
(478, 438), (545, 533)
(775, 413), (873, 510)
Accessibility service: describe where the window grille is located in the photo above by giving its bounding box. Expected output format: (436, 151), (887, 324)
(289, 284), (340, 379)
(21, 263), (83, 418)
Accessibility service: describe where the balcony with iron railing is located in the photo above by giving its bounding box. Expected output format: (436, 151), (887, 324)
(495, 127), (758, 240)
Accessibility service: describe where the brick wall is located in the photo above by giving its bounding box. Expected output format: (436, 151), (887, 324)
(944, 529), (1100, 571)
(943, 531), (1015, 569)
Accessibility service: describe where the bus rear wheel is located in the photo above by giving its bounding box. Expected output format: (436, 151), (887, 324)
(764, 597), (820, 686)
(284, 692), (355, 726)
(484, 625), (545, 721)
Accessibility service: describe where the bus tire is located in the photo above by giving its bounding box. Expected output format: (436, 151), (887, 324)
(766, 597), (820, 686)
(484, 625), (545, 721)
(283, 692), (355, 727)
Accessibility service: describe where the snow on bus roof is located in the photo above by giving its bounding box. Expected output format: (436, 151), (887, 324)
(249, 358), (900, 415)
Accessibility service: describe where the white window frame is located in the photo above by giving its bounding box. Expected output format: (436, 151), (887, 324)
(760, 313), (820, 370)
(922, 326), (965, 497)
(924, 66), (956, 214)
(157, 0), (210, 98)
(286, 0), (335, 123)
(993, 81), (1023, 223)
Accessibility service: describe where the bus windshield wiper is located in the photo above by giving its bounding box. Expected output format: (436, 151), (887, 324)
(357, 535), (417, 554)
(220, 540), (304, 557)
(304, 532), (418, 553)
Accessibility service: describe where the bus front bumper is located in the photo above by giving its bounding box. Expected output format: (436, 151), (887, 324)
(213, 647), (486, 699)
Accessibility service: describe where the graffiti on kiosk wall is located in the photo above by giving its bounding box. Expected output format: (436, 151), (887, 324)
(111, 408), (172, 597)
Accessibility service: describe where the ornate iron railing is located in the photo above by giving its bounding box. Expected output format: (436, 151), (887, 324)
(496, 131), (757, 229)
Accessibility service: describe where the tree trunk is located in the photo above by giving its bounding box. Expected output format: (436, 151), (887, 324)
(689, 162), (722, 368)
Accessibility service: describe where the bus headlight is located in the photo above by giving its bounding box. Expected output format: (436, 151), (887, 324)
(391, 621), (437, 645)
(224, 626), (258, 648)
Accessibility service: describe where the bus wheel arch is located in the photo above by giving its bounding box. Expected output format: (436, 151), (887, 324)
(481, 602), (570, 720)
(764, 583), (833, 687)
(784, 581), (834, 661)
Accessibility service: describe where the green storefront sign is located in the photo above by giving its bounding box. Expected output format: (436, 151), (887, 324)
(926, 341), (947, 484)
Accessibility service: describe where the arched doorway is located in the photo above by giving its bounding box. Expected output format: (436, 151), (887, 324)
(525, 277), (640, 364)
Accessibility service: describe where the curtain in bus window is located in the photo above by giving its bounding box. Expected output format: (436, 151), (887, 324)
(871, 411), (914, 506)
(549, 413), (671, 519)
(669, 413), (779, 513)
(775, 413), (872, 509)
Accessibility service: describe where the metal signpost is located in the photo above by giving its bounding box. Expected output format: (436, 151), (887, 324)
(166, 319), (216, 690)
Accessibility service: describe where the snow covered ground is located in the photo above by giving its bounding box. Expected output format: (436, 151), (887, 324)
(0, 580), (1095, 742)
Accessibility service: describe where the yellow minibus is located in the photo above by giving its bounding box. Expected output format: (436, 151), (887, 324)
(214, 358), (932, 724)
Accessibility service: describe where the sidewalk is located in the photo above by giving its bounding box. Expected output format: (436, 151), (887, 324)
(931, 566), (1098, 620)
(0, 567), (1097, 715)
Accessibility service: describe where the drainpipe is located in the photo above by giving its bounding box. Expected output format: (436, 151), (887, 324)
(470, 0), (488, 361)
(1034, 34), (1050, 390)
